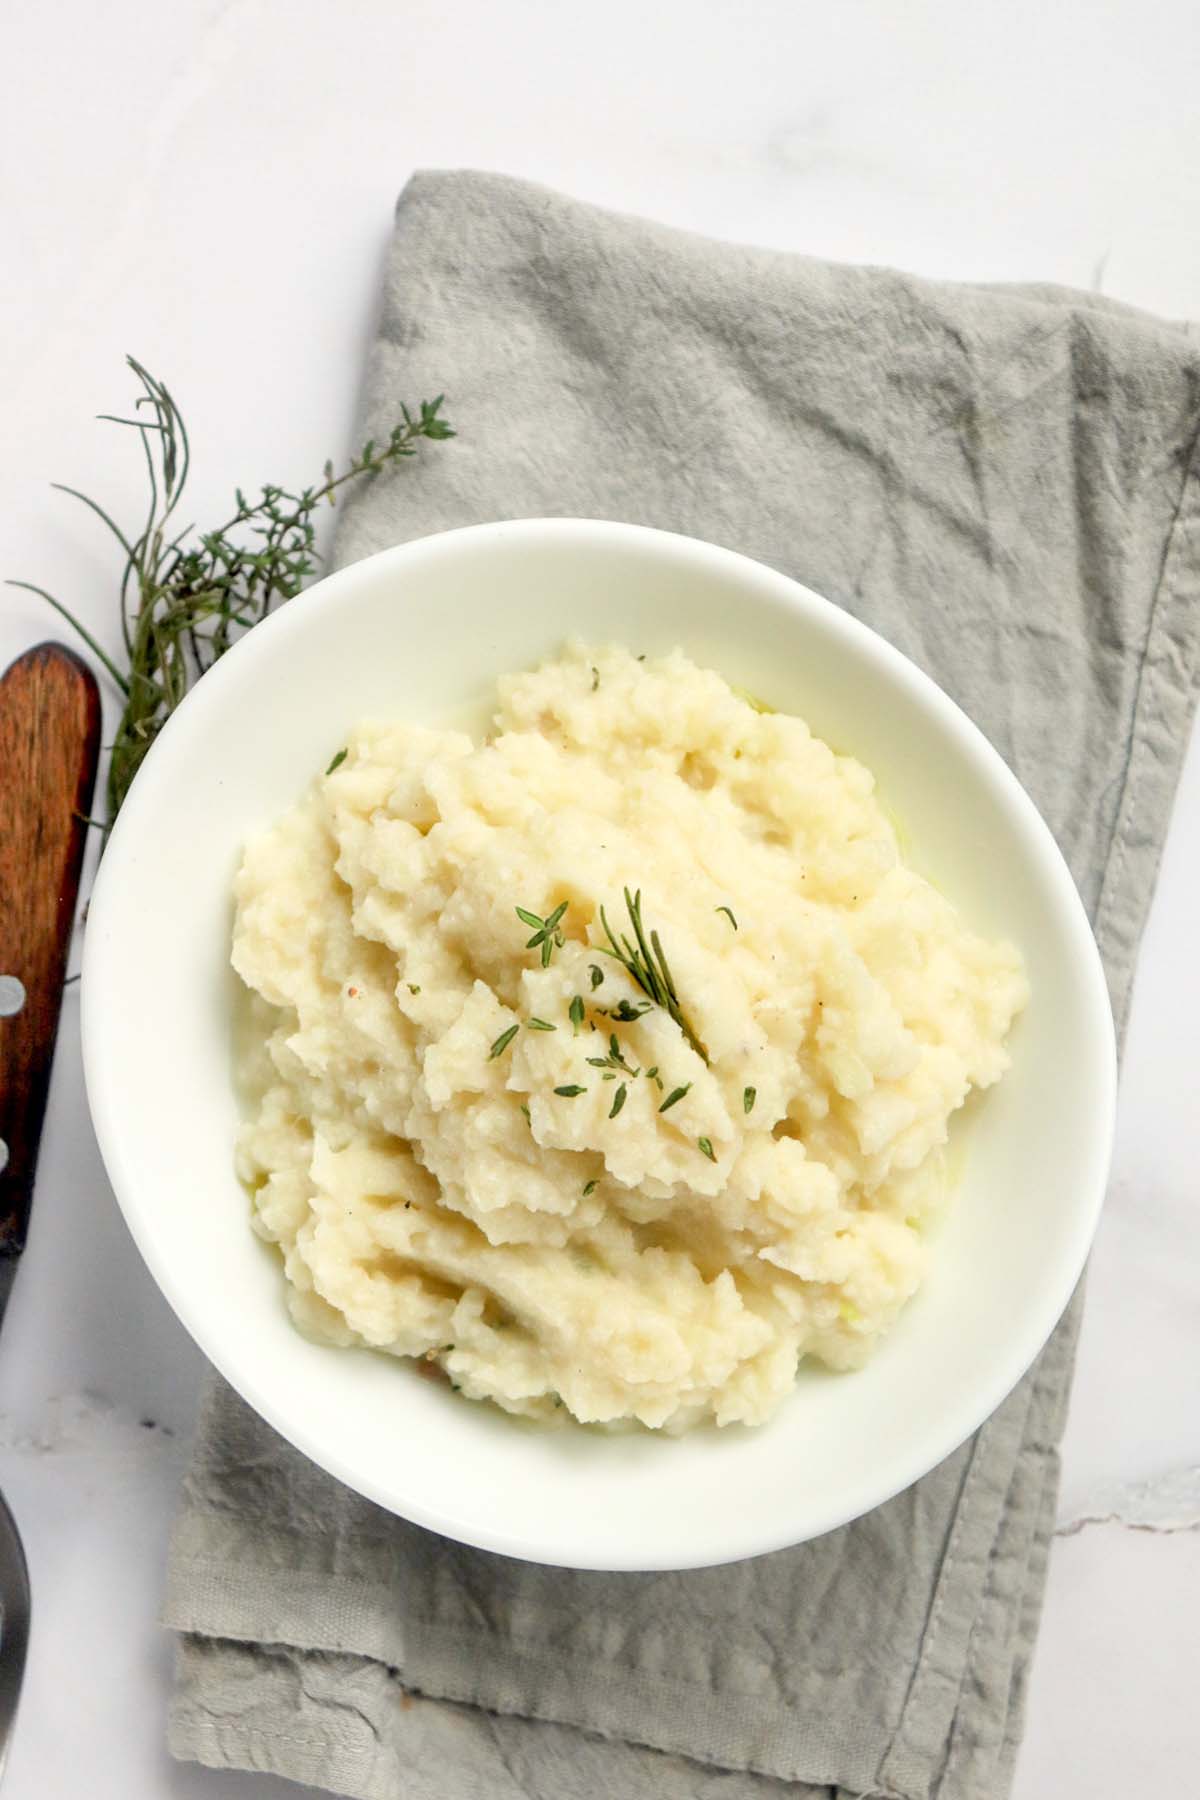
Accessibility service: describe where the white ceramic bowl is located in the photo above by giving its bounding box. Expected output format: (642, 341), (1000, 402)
(82, 519), (1115, 1570)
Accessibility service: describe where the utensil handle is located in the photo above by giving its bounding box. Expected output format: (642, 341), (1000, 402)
(0, 643), (100, 1260)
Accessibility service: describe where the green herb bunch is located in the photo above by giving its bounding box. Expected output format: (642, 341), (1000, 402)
(496, 892), (726, 1165)
(596, 888), (709, 1062)
(9, 357), (453, 830)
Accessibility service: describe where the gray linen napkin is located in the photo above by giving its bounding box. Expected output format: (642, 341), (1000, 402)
(165, 172), (1200, 1800)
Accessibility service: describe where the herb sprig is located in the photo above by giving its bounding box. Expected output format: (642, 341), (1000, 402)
(586, 1033), (641, 1079)
(598, 997), (652, 1024)
(505, 892), (721, 1133)
(596, 889), (709, 1063)
(516, 902), (569, 968)
(10, 358), (453, 830)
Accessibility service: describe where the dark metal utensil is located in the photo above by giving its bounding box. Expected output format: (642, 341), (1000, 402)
(0, 642), (101, 1776)
(0, 1498), (28, 1785)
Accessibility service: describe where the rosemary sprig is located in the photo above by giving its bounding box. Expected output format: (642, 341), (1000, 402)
(595, 889), (708, 1062)
(10, 357), (453, 831)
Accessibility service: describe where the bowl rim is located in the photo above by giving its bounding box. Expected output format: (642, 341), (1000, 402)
(82, 516), (1118, 1568)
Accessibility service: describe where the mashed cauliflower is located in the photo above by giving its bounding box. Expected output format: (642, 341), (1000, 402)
(233, 643), (1027, 1431)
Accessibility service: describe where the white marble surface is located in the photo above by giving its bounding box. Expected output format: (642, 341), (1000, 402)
(1, 1), (1198, 1793)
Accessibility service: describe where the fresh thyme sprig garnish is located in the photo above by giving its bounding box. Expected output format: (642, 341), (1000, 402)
(506, 892), (716, 1127)
(597, 997), (652, 1024)
(596, 889), (709, 1063)
(515, 902), (569, 968)
(10, 358), (453, 830)
(586, 1033), (641, 1079)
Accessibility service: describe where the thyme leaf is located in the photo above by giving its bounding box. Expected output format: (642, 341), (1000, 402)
(516, 900), (569, 968)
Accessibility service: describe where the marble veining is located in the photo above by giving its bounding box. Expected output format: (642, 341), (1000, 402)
(1056, 1467), (1200, 1538)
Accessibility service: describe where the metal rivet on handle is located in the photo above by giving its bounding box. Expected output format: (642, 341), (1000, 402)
(0, 973), (22, 1177)
(0, 977), (26, 1019)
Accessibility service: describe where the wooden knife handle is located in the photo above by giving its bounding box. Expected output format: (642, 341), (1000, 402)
(0, 643), (100, 1258)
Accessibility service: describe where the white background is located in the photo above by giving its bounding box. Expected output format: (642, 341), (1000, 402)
(1, 2), (1198, 1794)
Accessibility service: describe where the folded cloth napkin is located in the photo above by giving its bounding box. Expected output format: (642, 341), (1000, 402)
(165, 172), (1200, 1800)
